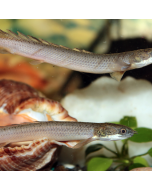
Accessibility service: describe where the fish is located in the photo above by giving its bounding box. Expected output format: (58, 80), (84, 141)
(0, 30), (152, 81)
(0, 121), (137, 149)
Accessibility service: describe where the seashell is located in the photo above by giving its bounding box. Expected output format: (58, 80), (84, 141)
(0, 79), (77, 170)
(0, 79), (39, 114)
(0, 138), (60, 171)
(0, 79), (77, 125)
(130, 167), (152, 171)
(14, 97), (77, 122)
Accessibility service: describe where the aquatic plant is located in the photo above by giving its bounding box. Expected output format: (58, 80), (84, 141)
(86, 116), (152, 171)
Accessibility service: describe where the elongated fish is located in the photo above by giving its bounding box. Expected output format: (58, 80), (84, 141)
(0, 30), (151, 81)
(0, 121), (137, 148)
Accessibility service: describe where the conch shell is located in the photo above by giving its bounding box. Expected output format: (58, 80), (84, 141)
(0, 79), (77, 170)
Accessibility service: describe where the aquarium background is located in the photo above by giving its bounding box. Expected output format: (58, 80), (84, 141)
(0, 19), (152, 171)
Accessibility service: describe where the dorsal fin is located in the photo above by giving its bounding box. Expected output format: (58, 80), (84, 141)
(73, 48), (81, 52)
(0, 29), (6, 34)
(3, 29), (48, 45)
(73, 48), (92, 54)
(7, 30), (18, 38)
(0, 29), (93, 54)
(82, 49), (92, 54)
(59, 45), (70, 50)
(17, 31), (29, 40)
(27, 35), (41, 43)
(39, 38), (50, 45)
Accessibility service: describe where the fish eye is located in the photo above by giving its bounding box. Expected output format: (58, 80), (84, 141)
(121, 129), (126, 134)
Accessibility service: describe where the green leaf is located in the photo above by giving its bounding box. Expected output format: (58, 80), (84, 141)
(148, 148), (152, 157)
(112, 121), (120, 124)
(133, 156), (149, 167)
(129, 127), (152, 142)
(85, 144), (103, 157)
(120, 116), (137, 129)
(129, 163), (145, 170)
(87, 157), (113, 171)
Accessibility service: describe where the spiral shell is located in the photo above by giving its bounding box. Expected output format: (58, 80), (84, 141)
(0, 79), (77, 170)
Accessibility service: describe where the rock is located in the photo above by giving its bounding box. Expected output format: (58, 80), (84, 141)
(61, 76), (152, 166)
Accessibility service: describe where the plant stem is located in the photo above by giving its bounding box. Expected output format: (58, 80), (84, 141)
(114, 141), (120, 155)
(114, 163), (125, 171)
(131, 152), (148, 159)
(121, 139), (128, 156)
(102, 144), (118, 156)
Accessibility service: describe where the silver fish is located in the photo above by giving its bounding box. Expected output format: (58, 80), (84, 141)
(0, 30), (152, 81)
(0, 121), (137, 149)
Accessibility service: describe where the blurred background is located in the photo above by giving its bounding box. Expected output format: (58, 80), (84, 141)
(1, 19), (152, 100)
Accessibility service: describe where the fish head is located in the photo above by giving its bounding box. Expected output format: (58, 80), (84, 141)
(130, 48), (152, 69)
(94, 123), (137, 141)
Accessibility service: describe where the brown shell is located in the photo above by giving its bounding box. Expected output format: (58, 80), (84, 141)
(0, 79), (39, 114)
(14, 97), (77, 121)
(0, 138), (60, 171)
(130, 167), (152, 171)
(0, 79), (77, 170)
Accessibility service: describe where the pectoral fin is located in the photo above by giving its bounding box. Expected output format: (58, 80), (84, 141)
(0, 142), (9, 148)
(73, 138), (94, 149)
(110, 71), (125, 81)
(0, 47), (11, 54)
(30, 59), (44, 65)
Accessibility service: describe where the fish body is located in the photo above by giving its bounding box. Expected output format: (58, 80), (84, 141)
(0, 121), (137, 148)
(0, 30), (152, 81)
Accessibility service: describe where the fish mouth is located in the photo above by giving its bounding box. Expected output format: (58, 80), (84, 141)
(108, 134), (132, 141)
(116, 132), (136, 140)
(120, 132), (137, 139)
(133, 130), (138, 134)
